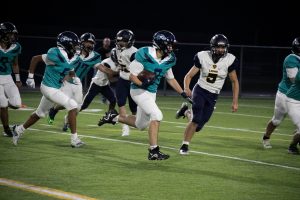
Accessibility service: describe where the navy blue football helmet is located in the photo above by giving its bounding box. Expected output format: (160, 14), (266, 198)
(210, 34), (229, 63)
(153, 30), (177, 55)
(115, 29), (135, 49)
(57, 31), (80, 58)
(80, 32), (96, 53)
(0, 22), (18, 46)
(292, 37), (300, 55)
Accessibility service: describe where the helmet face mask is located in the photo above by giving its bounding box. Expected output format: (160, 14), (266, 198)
(152, 30), (177, 56)
(0, 22), (18, 47)
(80, 32), (96, 53)
(210, 34), (229, 63)
(292, 37), (300, 55)
(115, 29), (135, 50)
(57, 31), (80, 58)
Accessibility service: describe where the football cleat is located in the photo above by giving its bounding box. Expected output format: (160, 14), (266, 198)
(47, 107), (57, 125)
(262, 138), (272, 149)
(98, 109), (118, 126)
(71, 137), (85, 148)
(288, 145), (299, 155)
(12, 125), (23, 146)
(148, 146), (170, 160)
(3, 127), (13, 137)
(175, 102), (188, 119)
(62, 123), (69, 132)
(179, 144), (189, 155)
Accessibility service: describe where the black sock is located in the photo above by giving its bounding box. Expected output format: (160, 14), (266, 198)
(263, 135), (270, 140)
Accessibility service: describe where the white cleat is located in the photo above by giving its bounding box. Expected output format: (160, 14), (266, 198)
(12, 125), (22, 146)
(71, 137), (85, 148)
(121, 124), (130, 136)
(262, 139), (272, 149)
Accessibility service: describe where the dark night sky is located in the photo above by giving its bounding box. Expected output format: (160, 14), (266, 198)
(1, 0), (298, 46)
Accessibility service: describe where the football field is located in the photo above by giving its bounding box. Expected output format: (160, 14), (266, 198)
(0, 91), (299, 200)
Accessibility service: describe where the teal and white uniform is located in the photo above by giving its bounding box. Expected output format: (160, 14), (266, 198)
(286, 54), (300, 134)
(60, 51), (102, 106)
(129, 46), (176, 130)
(42, 47), (80, 89)
(35, 47), (80, 118)
(0, 42), (22, 108)
(131, 46), (176, 93)
(75, 51), (101, 81)
(271, 53), (300, 125)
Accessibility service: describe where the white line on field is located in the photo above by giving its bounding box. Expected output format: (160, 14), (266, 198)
(23, 127), (300, 171)
(0, 178), (98, 200)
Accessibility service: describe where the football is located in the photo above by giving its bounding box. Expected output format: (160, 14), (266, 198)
(137, 69), (156, 81)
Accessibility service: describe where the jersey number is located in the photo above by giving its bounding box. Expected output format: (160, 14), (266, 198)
(0, 57), (9, 72)
(206, 72), (218, 83)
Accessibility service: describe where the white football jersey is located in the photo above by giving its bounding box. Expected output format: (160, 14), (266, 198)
(92, 57), (118, 86)
(196, 50), (237, 94)
(115, 46), (137, 80)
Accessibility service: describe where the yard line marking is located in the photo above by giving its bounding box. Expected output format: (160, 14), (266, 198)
(165, 121), (291, 136)
(26, 127), (300, 171)
(0, 178), (98, 200)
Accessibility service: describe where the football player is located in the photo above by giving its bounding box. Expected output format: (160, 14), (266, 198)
(0, 22), (22, 137)
(98, 29), (138, 137)
(98, 30), (191, 160)
(12, 31), (85, 147)
(175, 34), (239, 155)
(46, 32), (117, 131)
(261, 37), (300, 149)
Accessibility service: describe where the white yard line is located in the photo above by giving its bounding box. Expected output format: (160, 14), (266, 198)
(0, 178), (98, 200)
(23, 127), (300, 171)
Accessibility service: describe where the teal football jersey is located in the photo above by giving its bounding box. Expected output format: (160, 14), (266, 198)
(131, 47), (176, 93)
(286, 58), (300, 101)
(74, 51), (101, 81)
(278, 54), (300, 94)
(42, 47), (80, 89)
(0, 43), (21, 75)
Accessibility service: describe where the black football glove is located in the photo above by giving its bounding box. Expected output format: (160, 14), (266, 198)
(181, 92), (193, 104)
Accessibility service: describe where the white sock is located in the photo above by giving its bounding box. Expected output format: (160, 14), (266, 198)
(16, 125), (25, 134)
(150, 145), (158, 150)
(71, 133), (78, 140)
(112, 115), (119, 122)
(64, 115), (68, 124)
(182, 141), (189, 145)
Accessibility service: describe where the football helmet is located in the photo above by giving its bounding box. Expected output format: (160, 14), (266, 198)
(80, 32), (96, 53)
(153, 30), (177, 55)
(115, 29), (135, 49)
(292, 37), (300, 55)
(0, 22), (18, 46)
(57, 31), (80, 58)
(210, 34), (229, 63)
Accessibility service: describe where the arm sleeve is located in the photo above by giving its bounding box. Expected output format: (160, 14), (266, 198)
(193, 53), (201, 68)
(165, 68), (175, 79)
(129, 60), (144, 76)
(228, 58), (239, 73)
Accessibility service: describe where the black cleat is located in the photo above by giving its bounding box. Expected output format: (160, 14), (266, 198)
(98, 109), (118, 126)
(3, 128), (13, 137)
(148, 146), (170, 160)
(175, 102), (188, 119)
(179, 144), (189, 155)
(288, 145), (299, 155)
